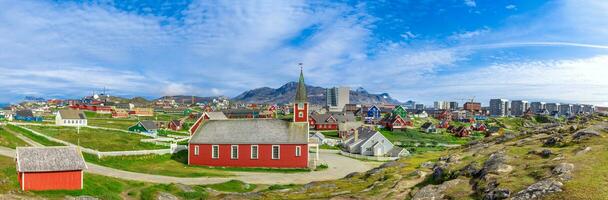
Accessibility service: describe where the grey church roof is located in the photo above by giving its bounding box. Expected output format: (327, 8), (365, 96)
(190, 119), (308, 144)
(16, 146), (87, 172)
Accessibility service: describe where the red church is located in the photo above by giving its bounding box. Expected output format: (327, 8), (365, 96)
(16, 147), (87, 191)
(188, 69), (311, 168)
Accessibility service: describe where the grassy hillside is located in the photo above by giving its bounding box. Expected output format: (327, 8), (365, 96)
(213, 114), (608, 199)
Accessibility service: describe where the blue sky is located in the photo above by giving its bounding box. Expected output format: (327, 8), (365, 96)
(1, 0), (607, 106)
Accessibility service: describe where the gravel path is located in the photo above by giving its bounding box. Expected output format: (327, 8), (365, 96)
(1, 126), (44, 147)
(0, 146), (380, 185)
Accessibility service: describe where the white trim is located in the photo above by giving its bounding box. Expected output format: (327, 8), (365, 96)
(81, 170), (84, 189)
(212, 145), (219, 159)
(187, 144), (191, 165)
(272, 145), (280, 160)
(250, 145), (258, 160)
(230, 145), (238, 160)
(194, 145), (199, 156)
(295, 146), (301, 157)
(21, 172), (25, 191)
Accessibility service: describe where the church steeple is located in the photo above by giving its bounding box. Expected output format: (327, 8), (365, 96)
(293, 64), (308, 123)
(295, 64), (307, 103)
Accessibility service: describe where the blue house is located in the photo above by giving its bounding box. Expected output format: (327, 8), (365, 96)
(365, 105), (382, 122)
(14, 110), (43, 122)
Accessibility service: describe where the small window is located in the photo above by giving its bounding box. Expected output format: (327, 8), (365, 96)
(251, 145), (258, 159)
(194, 145), (199, 156)
(295, 146), (301, 157)
(212, 145), (219, 159)
(298, 103), (304, 109)
(299, 112), (303, 118)
(272, 145), (280, 159)
(231, 145), (238, 160)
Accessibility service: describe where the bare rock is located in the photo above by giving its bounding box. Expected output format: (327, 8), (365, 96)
(156, 192), (179, 200)
(575, 147), (592, 156)
(511, 179), (563, 200)
(65, 196), (99, 200)
(345, 172), (360, 178)
(420, 161), (434, 169)
(482, 151), (513, 174)
(552, 163), (574, 181)
(543, 135), (563, 147)
(459, 162), (481, 177)
(412, 179), (462, 200)
(572, 130), (600, 141)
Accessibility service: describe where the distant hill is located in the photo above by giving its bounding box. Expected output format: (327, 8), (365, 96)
(155, 95), (225, 104)
(232, 82), (401, 105)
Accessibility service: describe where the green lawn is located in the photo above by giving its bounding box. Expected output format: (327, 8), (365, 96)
(84, 150), (312, 178)
(319, 130), (339, 138)
(83, 152), (234, 177)
(0, 126), (29, 148)
(0, 155), (208, 200)
(22, 125), (166, 151)
(5, 124), (65, 146)
(379, 128), (473, 146)
(87, 118), (139, 130)
(205, 180), (256, 193)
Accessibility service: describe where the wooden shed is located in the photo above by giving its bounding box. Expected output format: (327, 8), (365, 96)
(16, 146), (87, 191)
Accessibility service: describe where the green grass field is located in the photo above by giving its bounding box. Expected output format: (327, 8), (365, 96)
(205, 180), (256, 193)
(5, 124), (65, 146)
(87, 118), (139, 130)
(0, 126), (29, 148)
(22, 125), (166, 151)
(379, 128), (473, 146)
(0, 155), (208, 200)
(84, 150), (312, 178)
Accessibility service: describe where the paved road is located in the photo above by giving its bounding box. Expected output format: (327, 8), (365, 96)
(0, 146), (379, 185)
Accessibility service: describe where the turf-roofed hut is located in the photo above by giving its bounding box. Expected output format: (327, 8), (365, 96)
(16, 146), (87, 191)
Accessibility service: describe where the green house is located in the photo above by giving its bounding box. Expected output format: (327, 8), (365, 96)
(392, 105), (408, 118)
(128, 121), (158, 134)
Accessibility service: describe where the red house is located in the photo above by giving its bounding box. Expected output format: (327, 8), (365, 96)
(381, 115), (413, 131)
(16, 147), (87, 191)
(309, 113), (355, 130)
(471, 123), (487, 131)
(168, 120), (183, 131)
(188, 68), (311, 169)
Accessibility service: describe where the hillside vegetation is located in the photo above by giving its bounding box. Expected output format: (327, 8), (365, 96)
(215, 114), (608, 199)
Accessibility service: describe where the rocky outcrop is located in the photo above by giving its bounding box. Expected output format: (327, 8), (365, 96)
(552, 163), (574, 181)
(481, 152), (513, 174)
(511, 179), (563, 200)
(412, 179), (462, 200)
(572, 130), (600, 141)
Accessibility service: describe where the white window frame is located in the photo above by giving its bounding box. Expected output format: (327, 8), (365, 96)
(231, 145), (238, 160)
(299, 112), (304, 118)
(212, 145), (219, 159)
(272, 145), (280, 160)
(295, 146), (301, 157)
(194, 145), (199, 156)
(251, 145), (258, 159)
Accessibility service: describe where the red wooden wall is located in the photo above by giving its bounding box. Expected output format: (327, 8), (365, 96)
(19, 170), (82, 191)
(189, 144), (308, 168)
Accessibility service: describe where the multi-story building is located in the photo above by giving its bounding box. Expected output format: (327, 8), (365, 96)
(404, 100), (416, 109)
(449, 102), (459, 110)
(463, 102), (481, 112)
(571, 104), (583, 115)
(434, 101), (450, 110)
(530, 102), (546, 114)
(326, 87), (350, 112)
(489, 99), (510, 117)
(545, 103), (560, 115)
(582, 104), (595, 113)
(510, 100), (529, 116)
(415, 104), (425, 110)
(559, 104), (573, 116)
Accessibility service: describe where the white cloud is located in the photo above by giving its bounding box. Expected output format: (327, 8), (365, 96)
(414, 55), (608, 106)
(464, 0), (476, 7)
(448, 28), (490, 40)
(505, 4), (517, 10)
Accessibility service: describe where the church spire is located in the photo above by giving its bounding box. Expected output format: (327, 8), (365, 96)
(295, 63), (307, 103)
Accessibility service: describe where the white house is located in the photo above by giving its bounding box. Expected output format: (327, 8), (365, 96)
(55, 110), (87, 126)
(343, 127), (407, 157)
